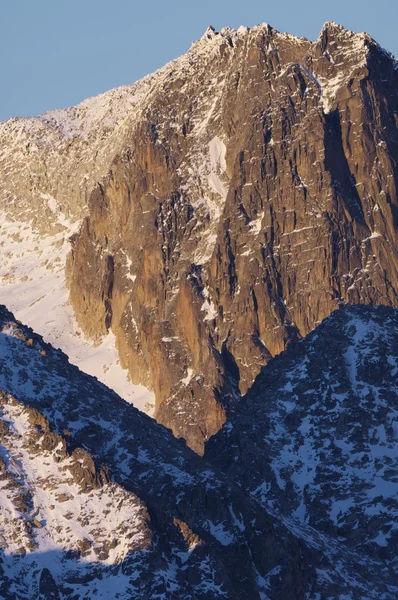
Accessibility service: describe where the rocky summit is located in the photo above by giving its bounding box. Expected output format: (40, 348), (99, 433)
(66, 22), (398, 453)
(0, 17), (397, 598)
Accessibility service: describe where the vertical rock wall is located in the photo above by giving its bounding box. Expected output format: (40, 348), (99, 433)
(66, 23), (398, 452)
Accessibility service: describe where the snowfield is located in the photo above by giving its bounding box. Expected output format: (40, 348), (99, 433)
(0, 214), (154, 413)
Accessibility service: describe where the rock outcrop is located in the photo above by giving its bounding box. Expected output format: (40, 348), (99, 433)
(0, 392), (150, 566)
(63, 23), (398, 452)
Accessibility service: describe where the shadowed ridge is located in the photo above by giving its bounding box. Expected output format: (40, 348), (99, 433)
(206, 305), (398, 596)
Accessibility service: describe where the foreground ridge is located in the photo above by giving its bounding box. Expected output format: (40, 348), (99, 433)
(206, 304), (398, 592)
(0, 304), (396, 598)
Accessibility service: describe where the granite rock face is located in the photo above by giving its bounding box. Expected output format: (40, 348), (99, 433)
(64, 23), (398, 452)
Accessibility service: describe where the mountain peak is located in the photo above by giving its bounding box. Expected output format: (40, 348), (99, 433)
(318, 20), (369, 46)
(1, 16), (398, 597)
(201, 25), (217, 40)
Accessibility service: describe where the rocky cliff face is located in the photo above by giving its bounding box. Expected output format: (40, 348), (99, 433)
(1, 21), (398, 454)
(1, 22), (397, 595)
(63, 23), (398, 452)
(0, 304), (396, 599)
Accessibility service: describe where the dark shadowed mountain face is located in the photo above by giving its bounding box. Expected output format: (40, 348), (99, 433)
(206, 304), (398, 587)
(0, 303), (313, 600)
(0, 308), (397, 600)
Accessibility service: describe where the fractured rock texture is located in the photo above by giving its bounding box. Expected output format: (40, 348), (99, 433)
(66, 23), (398, 452)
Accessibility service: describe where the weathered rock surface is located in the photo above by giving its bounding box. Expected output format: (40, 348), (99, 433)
(2, 17), (398, 600)
(63, 23), (398, 452)
(0, 76), (161, 231)
(0, 303), (396, 598)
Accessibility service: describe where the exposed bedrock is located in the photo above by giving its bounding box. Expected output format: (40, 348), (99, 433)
(66, 22), (398, 452)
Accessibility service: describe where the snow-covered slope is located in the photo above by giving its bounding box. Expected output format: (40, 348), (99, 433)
(0, 393), (151, 598)
(1, 304), (396, 598)
(0, 214), (154, 412)
(0, 60), (166, 412)
(206, 305), (398, 573)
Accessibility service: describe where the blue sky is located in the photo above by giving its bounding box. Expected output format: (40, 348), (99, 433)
(1, 0), (397, 121)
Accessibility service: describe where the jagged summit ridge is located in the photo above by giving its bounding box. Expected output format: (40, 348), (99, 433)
(0, 18), (383, 230)
(201, 25), (217, 40)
